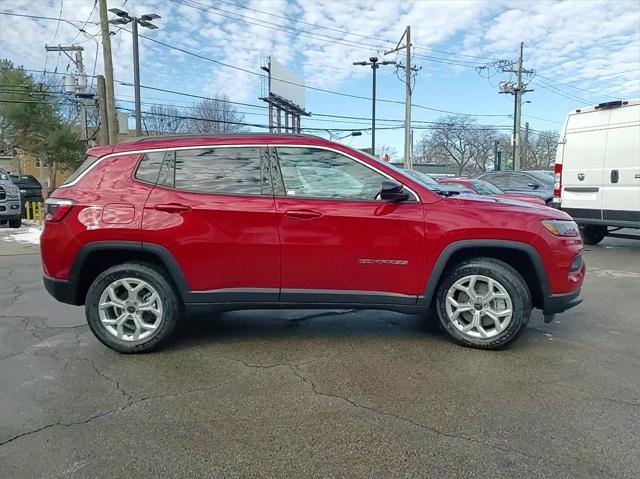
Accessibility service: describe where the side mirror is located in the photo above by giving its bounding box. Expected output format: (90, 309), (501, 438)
(527, 182), (540, 189)
(380, 180), (410, 201)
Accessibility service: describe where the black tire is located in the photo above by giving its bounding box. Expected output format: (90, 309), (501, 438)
(85, 262), (181, 353)
(435, 257), (532, 350)
(8, 217), (21, 228)
(581, 225), (607, 245)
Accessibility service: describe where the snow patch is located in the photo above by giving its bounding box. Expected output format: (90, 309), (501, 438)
(0, 224), (42, 245)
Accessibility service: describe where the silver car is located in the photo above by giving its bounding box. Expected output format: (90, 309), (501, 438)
(0, 169), (22, 228)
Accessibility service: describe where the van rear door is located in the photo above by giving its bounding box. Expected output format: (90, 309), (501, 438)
(560, 108), (609, 220)
(601, 102), (640, 225)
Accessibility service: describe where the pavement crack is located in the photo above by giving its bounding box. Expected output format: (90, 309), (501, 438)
(76, 357), (133, 403)
(288, 365), (582, 469)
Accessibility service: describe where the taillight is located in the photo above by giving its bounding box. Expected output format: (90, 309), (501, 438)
(44, 198), (74, 222)
(553, 163), (562, 199)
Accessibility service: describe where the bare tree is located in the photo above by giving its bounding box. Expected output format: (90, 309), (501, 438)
(187, 94), (246, 134)
(422, 115), (479, 175)
(469, 128), (500, 172)
(144, 104), (185, 135)
(525, 131), (559, 169)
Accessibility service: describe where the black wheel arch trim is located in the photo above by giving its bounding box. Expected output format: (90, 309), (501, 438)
(65, 241), (191, 304)
(419, 239), (551, 307)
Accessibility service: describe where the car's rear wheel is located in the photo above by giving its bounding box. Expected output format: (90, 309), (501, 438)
(435, 258), (531, 349)
(85, 263), (180, 353)
(580, 225), (607, 245)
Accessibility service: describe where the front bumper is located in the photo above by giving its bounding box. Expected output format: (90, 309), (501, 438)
(0, 201), (22, 218)
(543, 288), (582, 314)
(43, 275), (81, 305)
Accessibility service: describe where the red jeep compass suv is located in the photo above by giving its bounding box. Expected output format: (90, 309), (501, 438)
(41, 134), (585, 353)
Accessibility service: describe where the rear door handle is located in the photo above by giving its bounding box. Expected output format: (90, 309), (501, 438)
(154, 203), (191, 213)
(284, 209), (322, 220)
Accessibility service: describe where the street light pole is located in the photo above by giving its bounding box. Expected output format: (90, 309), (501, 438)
(108, 8), (160, 137)
(131, 19), (142, 136)
(353, 57), (395, 156)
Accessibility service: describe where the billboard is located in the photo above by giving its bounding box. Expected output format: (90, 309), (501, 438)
(270, 58), (305, 110)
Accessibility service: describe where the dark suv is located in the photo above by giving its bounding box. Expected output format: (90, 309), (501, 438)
(41, 134), (585, 353)
(9, 174), (43, 216)
(473, 170), (555, 204)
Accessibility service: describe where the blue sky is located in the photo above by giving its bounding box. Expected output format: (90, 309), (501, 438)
(1, 0), (639, 157)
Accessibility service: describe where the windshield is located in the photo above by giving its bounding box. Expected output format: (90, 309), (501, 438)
(472, 180), (502, 195)
(526, 171), (554, 186)
(402, 169), (439, 187)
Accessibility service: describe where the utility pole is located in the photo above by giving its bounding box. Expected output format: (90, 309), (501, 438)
(108, 8), (161, 137)
(96, 75), (109, 145)
(493, 139), (499, 171)
(131, 19), (142, 136)
(523, 121), (529, 169)
(498, 42), (533, 170)
(386, 26), (420, 169)
(353, 57), (395, 156)
(45, 45), (91, 140)
(98, 0), (118, 144)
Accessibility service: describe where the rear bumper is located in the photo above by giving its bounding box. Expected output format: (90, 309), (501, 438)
(543, 288), (582, 314)
(43, 275), (81, 305)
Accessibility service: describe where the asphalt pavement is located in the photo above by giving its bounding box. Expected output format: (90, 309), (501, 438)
(0, 234), (639, 478)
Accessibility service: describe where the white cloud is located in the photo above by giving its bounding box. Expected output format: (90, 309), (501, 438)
(0, 0), (638, 113)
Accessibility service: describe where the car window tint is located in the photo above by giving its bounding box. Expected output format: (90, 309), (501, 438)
(276, 147), (386, 200)
(482, 173), (509, 188)
(135, 152), (167, 184)
(173, 147), (264, 195)
(510, 173), (539, 187)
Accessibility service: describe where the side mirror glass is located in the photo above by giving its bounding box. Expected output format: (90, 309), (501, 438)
(380, 180), (410, 201)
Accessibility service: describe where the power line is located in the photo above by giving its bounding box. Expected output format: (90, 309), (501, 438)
(132, 29), (511, 117)
(171, 0), (483, 68)
(0, 10), (99, 25)
(529, 78), (592, 104)
(214, 0), (502, 62)
(533, 73), (622, 101)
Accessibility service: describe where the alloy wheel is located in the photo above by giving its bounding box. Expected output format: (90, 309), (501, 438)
(445, 274), (513, 339)
(98, 278), (163, 342)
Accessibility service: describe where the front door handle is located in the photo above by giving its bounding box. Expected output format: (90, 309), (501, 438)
(154, 203), (191, 213)
(284, 209), (322, 220)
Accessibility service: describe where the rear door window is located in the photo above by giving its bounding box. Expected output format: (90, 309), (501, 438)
(160, 147), (270, 196)
(135, 152), (168, 184)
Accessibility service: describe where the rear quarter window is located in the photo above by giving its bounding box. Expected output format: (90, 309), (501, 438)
(62, 155), (101, 185)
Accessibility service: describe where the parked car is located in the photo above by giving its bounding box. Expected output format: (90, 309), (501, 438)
(554, 99), (639, 244)
(9, 174), (43, 216)
(472, 170), (555, 204)
(401, 169), (475, 195)
(41, 134), (585, 353)
(0, 169), (22, 228)
(438, 178), (546, 206)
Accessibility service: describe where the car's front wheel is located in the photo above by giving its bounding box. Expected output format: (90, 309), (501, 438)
(85, 263), (181, 353)
(8, 217), (21, 228)
(435, 258), (532, 349)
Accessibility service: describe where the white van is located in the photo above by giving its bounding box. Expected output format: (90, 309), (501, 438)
(553, 99), (640, 244)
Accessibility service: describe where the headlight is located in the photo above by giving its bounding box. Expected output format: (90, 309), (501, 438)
(19, 189), (26, 193)
(541, 220), (580, 237)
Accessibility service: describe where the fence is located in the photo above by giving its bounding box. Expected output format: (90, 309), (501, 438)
(24, 201), (44, 225)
